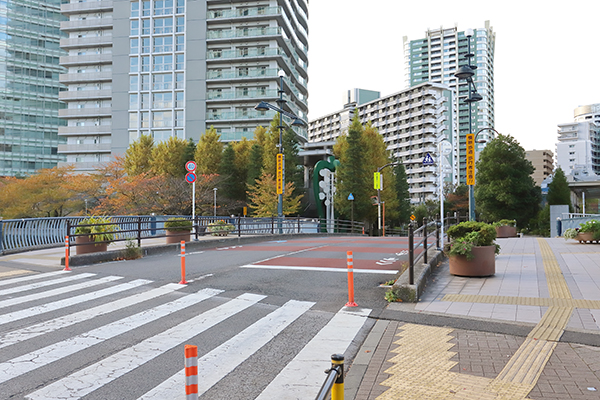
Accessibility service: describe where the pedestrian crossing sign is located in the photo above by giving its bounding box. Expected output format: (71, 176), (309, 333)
(423, 152), (434, 165)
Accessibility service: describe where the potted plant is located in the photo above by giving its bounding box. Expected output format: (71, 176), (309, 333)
(576, 219), (600, 244)
(493, 219), (518, 238)
(563, 227), (579, 240)
(445, 221), (500, 277)
(73, 216), (119, 255)
(207, 220), (235, 236)
(164, 217), (193, 244)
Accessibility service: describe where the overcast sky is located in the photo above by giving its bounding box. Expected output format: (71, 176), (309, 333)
(306, 0), (600, 153)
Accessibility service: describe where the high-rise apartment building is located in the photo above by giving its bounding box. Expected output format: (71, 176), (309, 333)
(0, 0), (67, 176)
(525, 149), (554, 186)
(556, 103), (600, 178)
(59, 0), (308, 172)
(309, 82), (453, 204)
(403, 21), (495, 184)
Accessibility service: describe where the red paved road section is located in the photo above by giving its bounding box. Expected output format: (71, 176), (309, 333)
(234, 236), (423, 272)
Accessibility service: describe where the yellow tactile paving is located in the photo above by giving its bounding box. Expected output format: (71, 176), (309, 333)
(0, 269), (34, 279)
(378, 238), (579, 399)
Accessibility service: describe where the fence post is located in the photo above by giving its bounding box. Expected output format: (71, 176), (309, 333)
(137, 217), (142, 247)
(331, 354), (344, 400)
(271, 216), (274, 235)
(436, 215), (440, 250)
(237, 217), (241, 238)
(194, 215), (199, 241)
(0, 218), (3, 255)
(423, 217), (428, 265)
(408, 222), (414, 285)
(297, 217), (301, 234)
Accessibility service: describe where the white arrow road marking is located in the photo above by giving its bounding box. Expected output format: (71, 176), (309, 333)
(0, 288), (223, 385)
(0, 282), (183, 350)
(138, 299), (315, 399)
(255, 307), (371, 399)
(25, 293), (265, 400)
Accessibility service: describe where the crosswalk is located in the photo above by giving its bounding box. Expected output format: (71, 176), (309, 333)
(0, 270), (371, 399)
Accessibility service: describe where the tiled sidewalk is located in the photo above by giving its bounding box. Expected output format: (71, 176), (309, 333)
(351, 237), (600, 399)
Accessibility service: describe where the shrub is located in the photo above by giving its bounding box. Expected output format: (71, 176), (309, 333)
(563, 228), (579, 240)
(164, 217), (193, 231)
(207, 220), (235, 236)
(445, 221), (500, 260)
(578, 219), (600, 240)
(74, 216), (119, 243)
(493, 219), (516, 227)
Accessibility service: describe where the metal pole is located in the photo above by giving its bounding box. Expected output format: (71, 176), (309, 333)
(423, 217), (428, 265)
(439, 140), (445, 249)
(192, 180), (196, 236)
(466, 32), (475, 222)
(408, 223), (414, 285)
(277, 73), (284, 235)
(377, 188), (381, 236)
(213, 188), (217, 217)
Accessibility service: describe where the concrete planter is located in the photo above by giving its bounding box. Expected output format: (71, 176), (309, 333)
(449, 245), (496, 277)
(165, 230), (191, 244)
(495, 226), (517, 238)
(75, 235), (108, 255)
(577, 232), (598, 244)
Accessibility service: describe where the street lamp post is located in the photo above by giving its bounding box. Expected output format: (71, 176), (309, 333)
(438, 138), (452, 249)
(454, 28), (483, 221)
(213, 187), (217, 217)
(254, 71), (305, 234)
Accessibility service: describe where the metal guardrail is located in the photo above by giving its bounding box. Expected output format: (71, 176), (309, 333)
(0, 215), (366, 254)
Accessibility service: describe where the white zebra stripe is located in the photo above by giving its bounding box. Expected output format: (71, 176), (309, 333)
(0, 275), (127, 326)
(138, 299), (315, 399)
(0, 271), (65, 287)
(0, 272), (95, 297)
(255, 307), (372, 399)
(0, 288), (223, 385)
(26, 293), (266, 400)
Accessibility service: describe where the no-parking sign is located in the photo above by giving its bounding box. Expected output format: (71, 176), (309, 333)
(185, 172), (197, 183)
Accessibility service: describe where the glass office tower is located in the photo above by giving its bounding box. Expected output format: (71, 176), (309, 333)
(0, 0), (67, 176)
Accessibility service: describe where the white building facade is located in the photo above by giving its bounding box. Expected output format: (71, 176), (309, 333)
(556, 103), (600, 179)
(309, 82), (453, 204)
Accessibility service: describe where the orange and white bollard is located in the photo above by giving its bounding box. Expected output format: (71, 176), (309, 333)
(345, 251), (357, 307)
(63, 236), (71, 271)
(179, 241), (188, 284)
(184, 345), (198, 399)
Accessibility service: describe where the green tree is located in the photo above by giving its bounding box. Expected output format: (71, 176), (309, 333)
(219, 143), (245, 201)
(547, 167), (572, 209)
(151, 136), (188, 177)
(183, 138), (196, 167)
(334, 114), (371, 222)
(474, 134), (541, 228)
(445, 184), (469, 216)
(195, 127), (222, 175)
(282, 127), (304, 192)
(247, 143), (264, 187)
(393, 163), (411, 224)
(261, 117), (280, 177)
(247, 172), (303, 217)
(124, 134), (154, 176)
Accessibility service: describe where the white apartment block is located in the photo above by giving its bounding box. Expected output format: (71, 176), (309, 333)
(58, 0), (309, 172)
(309, 82), (453, 204)
(556, 103), (600, 179)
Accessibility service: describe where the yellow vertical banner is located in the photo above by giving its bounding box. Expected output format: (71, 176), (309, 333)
(276, 153), (283, 194)
(374, 172), (381, 190)
(466, 133), (475, 185)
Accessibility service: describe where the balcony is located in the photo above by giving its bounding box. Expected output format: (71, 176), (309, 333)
(60, 71), (112, 84)
(61, 18), (113, 32)
(58, 143), (111, 153)
(59, 107), (112, 119)
(60, 36), (112, 50)
(207, 89), (278, 101)
(60, 54), (112, 67)
(59, 125), (111, 136)
(61, 1), (113, 15)
(59, 89), (111, 101)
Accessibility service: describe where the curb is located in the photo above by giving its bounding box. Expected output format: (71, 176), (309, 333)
(389, 248), (445, 302)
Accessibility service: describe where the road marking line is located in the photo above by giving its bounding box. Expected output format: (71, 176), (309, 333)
(0, 288), (224, 385)
(0, 283), (184, 350)
(25, 293), (265, 400)
(139, 299), (315, 399)
(0, 275), (127, 326)
(0, 272), (95, 297)
(255, 307), (371, 399)
(253, 244), (331, 264)
(240, 264), (398, 274)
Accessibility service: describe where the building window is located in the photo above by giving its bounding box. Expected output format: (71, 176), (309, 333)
(129, 94), (138, 110)
(130, 20), (139, 36)
(176, 0), (184, 13)
(130, 57), (139, 72)
(141, 93), (150, 109)
(142, 19), (151, 35)
(176, 35), (184, 51)
(153, 55), (172, 71)
(129, 75), (138, 91)
(153, 111), (173, 127)
(130, 38), (139, 54)
(141, 55), (150, 72)
(142, 0), (151, 16)
(154, 36), (173, 53)
(129, 112), (137, 128)
(175, 72), (184, 88)
(153, 92), (172, 108)
(176, 16), (184, 32)
(176, 54), (184, 70)
(141, 37), (151, 53)
(131, 2), (140, 17)
(154, 0), (173, 16)
(141, 111), (150, 127)
(141, 74), (150, 90)
(153, 73), (173, 90)
(154, 17), (173, 34)
(175, 110), (184, 126)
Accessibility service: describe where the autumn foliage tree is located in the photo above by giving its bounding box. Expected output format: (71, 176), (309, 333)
(246, 172), (302, 217)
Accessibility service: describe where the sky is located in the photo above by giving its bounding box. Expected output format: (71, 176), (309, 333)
(306, 0), (600, 153)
